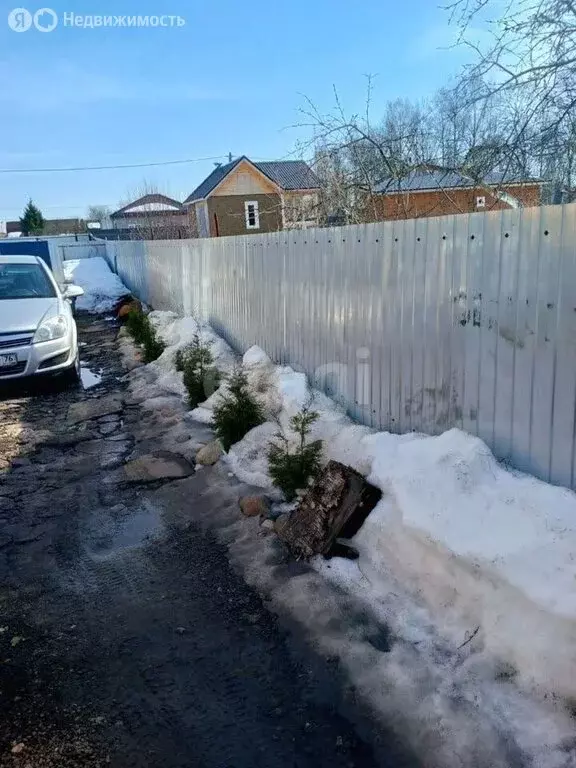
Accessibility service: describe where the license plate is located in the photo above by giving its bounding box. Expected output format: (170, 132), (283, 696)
(0, 354), (18, 368)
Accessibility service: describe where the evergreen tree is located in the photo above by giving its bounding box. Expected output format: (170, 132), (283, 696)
(19, 200), (45, 235)
(213, 367), (264, 451)
(268, 407), (323, 501)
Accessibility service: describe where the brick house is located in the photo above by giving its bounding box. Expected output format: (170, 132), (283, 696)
(372, 170), (545, 221)
(183, 156), (320, 238)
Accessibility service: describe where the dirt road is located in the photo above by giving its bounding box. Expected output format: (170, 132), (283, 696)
(0, 315), (416, 768)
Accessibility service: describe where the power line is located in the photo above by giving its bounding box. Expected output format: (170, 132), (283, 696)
(0, 154), (229, 175)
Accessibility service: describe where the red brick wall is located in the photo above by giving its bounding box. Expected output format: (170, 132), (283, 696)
(372, 184), (542, 222)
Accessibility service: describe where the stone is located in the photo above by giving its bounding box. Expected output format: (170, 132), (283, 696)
(123, 452), (194, 484)
(260, 519), (275, 533)
(99, 422), (119, 437)
(44, 430), (99, 448)
(67, 395), (124, 426)
(77, 440), (105, 455)
(98, 415), (120, 424)
(123, 354), (144, 372)
(100, 456), (124, 471)
(239, 495), (270, 518)
(274, 513), (291, 535)
(195, 440), (223, 466)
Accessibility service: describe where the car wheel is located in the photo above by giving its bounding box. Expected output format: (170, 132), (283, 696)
(61, 353), (81, 388)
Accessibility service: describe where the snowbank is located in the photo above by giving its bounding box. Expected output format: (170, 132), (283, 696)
(63, 257), (128, 313)
(181, 340), (576, 701)
(132, 320), (576, 703)
(128, 319), (576, 765)
(355, 428), (576, 699)
(146, 311), (237, 402)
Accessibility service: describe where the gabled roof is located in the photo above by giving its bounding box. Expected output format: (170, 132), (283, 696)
(255, 160), (320, 191)
(374, 170), (543, 194)
(183, 156), (320, 204)
(184, 159), (241, 204)
(111, 194), (183, 217)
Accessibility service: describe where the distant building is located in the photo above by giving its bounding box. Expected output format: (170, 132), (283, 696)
(105, 193), (192, 240)
(373, 170), (545, 221)
(183, 156), (321, 237)
(4, 217), (88, 238)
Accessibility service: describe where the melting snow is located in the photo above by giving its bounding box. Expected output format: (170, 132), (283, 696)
(63, 257), (128, 313)
(131, 316), (576, 767)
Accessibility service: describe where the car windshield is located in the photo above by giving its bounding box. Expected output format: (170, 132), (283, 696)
(0, 263), (56, 300)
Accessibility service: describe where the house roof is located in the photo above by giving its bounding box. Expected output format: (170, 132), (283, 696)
(111, 194), (183, 217)
(255, 160), (320, 191)
(374, 170), (543, 194)
(183, 156), (320, 203)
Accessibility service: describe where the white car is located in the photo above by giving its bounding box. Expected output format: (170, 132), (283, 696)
(0, 255), (84, 383)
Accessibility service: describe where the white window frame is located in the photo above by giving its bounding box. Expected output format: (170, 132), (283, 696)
(245, 200), (260, 230)
(476, 195), (486, 209)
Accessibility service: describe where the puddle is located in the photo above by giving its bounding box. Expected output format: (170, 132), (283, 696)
(89, 500), (162, 561)
(80, 364), (103, 389)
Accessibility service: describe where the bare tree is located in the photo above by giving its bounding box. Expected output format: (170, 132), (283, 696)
(301, 77), (521, 222)
(116, 180), (192, 240)
(299, 79), (437, 222)
(86, 205), (111, 223)
(447, 0), (576, 191)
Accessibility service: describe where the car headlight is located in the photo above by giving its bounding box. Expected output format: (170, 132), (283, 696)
(33, 314), (68, 343)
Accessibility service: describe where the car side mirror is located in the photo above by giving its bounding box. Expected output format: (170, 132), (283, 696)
(63, 284), (84, 299)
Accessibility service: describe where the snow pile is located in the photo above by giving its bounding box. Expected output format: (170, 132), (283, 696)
(355, 428), (576, 699)
(366, 428), (576, 618)
(63, 257), (128, 313)
(227, 422), (279, 488)
(146, 311), (237, 402)
(179, 340), (576, 701)
(130, 318), (576, 766)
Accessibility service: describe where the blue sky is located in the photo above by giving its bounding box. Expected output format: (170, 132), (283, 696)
(0, 0), (473, 222)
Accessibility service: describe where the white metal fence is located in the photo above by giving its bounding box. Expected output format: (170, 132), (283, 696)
(59, 241), (107, 262)
(105, 203), (576, 490)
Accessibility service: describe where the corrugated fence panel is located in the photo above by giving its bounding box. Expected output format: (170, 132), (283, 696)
(105, 203), (576, 491)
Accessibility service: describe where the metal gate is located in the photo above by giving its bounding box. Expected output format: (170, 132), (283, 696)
(0, 240), (51, 269)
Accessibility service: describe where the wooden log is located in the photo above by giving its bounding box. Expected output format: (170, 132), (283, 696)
(277, 460), (382, 560)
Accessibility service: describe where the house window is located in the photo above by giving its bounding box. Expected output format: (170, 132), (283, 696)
(476, 195), (486, 209)
(245, 201), (260, 229)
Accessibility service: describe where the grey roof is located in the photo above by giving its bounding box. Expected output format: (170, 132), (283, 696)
(184, 156), (319, 203)
(184, 159), (241, 204)
(374, 170), (543, 194)
(255, 160), (319, 191)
